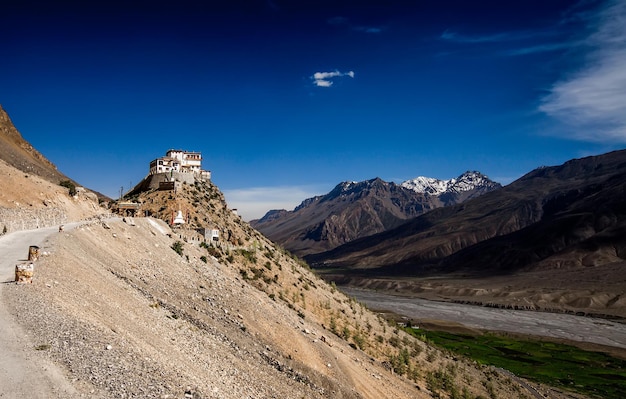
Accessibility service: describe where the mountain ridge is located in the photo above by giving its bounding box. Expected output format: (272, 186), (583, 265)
(0, 104), (71, 184)
(305, 150), (626, 318)
(252, 172), (501, 256)
(402, 170), (500, 196)
(0, 104), (109, 201)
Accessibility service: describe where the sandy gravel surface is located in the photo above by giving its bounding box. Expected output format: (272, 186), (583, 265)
(0, 219), (431, 399)
(0, 224), (81, 398)
(342, 287), (626, 349)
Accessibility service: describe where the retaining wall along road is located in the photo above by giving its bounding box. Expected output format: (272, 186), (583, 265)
(0, 206), (68, 233)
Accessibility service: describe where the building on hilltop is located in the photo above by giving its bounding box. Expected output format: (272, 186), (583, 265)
(121, 149), (211, 200)
(149, 149), (211, 180)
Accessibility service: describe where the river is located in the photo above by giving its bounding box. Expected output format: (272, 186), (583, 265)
(341, 287), (626, 349)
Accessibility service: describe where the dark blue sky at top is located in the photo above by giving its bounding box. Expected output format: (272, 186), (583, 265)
(2, 0), (625, 219)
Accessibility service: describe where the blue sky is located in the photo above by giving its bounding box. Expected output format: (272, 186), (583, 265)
(1, 0), (625, 220)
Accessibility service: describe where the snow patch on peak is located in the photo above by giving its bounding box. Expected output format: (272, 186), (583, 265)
(448, 171), (496, 193)
(400, 176), (448, 195)
(401, 171), (498, 195)
(342, 181), (358, 189)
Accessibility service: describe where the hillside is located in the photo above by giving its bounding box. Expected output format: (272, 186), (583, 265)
(306, 150), (626, 318)
(0, 105), (69, 183)
(0, 105), (588, 398)
(0, 158), (105, 232)
(252, 172), (500, 257)
(0, 107), (108, 233)
(1, 181), (558, 399)
(0, 104), (105, 200)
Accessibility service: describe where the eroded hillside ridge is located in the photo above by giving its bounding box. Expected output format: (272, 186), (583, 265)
(0, 105), (70, 184)
(0, 159), (107, 233)
(251, 173), (500, 257)
(4, 170), (557, 399)
(0, 106), (109, 231)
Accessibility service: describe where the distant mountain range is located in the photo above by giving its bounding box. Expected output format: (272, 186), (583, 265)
(251, 171), (501, 256)
(305, 150), (626, 279)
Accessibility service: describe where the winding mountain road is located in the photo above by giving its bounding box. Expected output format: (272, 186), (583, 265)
(0, 224), (80, 398)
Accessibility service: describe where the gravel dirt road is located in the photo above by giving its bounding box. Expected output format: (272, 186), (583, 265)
(0, 224), (80, 398)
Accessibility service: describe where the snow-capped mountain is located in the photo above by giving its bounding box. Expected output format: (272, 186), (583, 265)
(400, 176), (449, 195)
(401, 171), (500, 195)
(252, 172), (501, 257)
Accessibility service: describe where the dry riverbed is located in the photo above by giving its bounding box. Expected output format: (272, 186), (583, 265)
(341, 286), (626, 358)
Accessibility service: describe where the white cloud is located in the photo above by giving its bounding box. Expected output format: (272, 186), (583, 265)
(312, 70), (355, 87)
(540, 0), (626, 143)
(314, 79), (333, 87)
(504, 41), (581, 56)
(222, 185), (325, 221)
(440, 28), (556, 44)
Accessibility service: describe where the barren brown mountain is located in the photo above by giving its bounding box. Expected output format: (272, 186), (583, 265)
(1, 107), (571, 398)
(0, 105), (72, 184)
(252, 174), (500, 257)
(0, 104), (108, 201)
(0, 105), (107, 232)
(307, 150), (626, 319)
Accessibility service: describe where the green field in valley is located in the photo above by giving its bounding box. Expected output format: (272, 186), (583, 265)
(406, 328), (626, 399)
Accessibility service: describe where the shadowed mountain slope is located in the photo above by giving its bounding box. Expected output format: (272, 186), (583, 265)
(306, 150), (626, 278)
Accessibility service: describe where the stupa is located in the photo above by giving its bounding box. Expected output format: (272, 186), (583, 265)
(172, 210), (186, 225)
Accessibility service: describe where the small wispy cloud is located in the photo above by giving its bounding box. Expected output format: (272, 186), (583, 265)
(540, 0), (626, 143)
(311, 70), (355, 87)
(441, 28), (569, 56)
(222, 185), (324, 221)
(354, 26), (384, 34)
(504, 41), (581, 56)
(327, 16), (384, 34)
(441, 29), (556, 44)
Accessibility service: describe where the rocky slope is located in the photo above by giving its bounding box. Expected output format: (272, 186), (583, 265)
(1, 177), (554, 399)
(252, 172), (500, 257)
(0, 105), (68, 183)
(0, 106), (108, 232)
(0, 158), (105, 232)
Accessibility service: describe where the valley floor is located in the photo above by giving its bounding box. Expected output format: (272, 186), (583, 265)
(341, 286), (626, 359)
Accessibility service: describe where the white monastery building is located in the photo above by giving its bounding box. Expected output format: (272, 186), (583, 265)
(150, 149), (211, 179)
